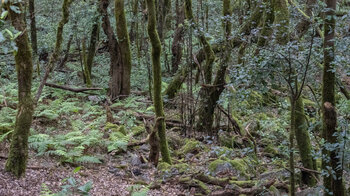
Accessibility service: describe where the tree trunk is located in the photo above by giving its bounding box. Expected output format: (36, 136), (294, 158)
(146, 0), (172, 164)
(86, 12), (100, 76)
(82, 37), (92, 87)
(115, 0), (132, 97)
(29, 0), (37, 55)
(98, 0), (123, 100)
(171, 0), (184, 74)
(322, 0), (344, 194)
(3, 1), (35, 178)
(294, 97), (316, 186)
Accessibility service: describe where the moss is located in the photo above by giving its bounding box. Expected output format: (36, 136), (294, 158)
(115, 0), (132, 96)
(179, 139), (203, 154)
(179, 177), (210, 195)
(228, 159), (249, 177)
(146, 0), (171, 164)
(105, 123), (119, 132)
(157, 162), (171, 172)
(173, 163), (190, 174)
(229, 180), (256, 188)
(263, 144), (279, 157)
(4, 1), (35, 178)
(208, 159), (227, 173)
(131, 126), (144, 136)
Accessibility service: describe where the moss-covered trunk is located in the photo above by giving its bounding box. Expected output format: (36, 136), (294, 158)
(82, 38), (92, 87)
(322, 0), (344, 194)
(294, 97), (316, 186)
(4, 2), (34, 178)
(35, 0), (74, 103)
(146, 0), (172, 164)
(115, 0), (132, 97)
(274, 0), (316, 187)
(171, 0), (185, 74)
(86, 12), (100, 76)
(29, 0), (37, 55)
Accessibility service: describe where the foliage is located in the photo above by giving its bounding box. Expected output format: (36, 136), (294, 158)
(40, 167), (93, 196)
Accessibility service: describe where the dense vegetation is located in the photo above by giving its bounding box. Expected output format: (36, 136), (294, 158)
(0, 0), (350, 195)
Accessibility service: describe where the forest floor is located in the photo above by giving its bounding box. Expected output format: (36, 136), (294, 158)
(0, 90), (327, 196)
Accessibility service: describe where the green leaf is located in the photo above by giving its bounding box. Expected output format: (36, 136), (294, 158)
(4, 29), (13, 39)
(73, 166), (81, 173)
(78, 181), (93, 194)
(0, 11), (8, 19)
(9, 5), (21, 14)
(0, 130), (13, 142)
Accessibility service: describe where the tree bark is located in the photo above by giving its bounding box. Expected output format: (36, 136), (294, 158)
(3, 1), (35, 178)
(29, 0), (37, 55)
(115, 0), (132, 97)
(86, 12), (100, 76)
(146, 0), (172, 164)
(322, 0), (344, 194)
(98, 0), (123, 100)
(171, 0), (184, 74)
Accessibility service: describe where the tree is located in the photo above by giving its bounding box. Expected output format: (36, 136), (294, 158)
(29, 0), (38, 55)
(322, 0), (344, 194)
(3, 1), (35, 178)
(115, 0), (132, 97)
(146, 0), (172, 164)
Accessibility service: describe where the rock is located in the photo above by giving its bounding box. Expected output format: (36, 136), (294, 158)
(209, 158), (250, 178)
(130, 154), (142, 167)
(88, 95), (100, 102)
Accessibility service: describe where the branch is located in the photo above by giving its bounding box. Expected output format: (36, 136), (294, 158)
(45, 82), (103, 93)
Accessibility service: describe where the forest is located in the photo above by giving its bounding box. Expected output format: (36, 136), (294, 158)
(0, 0), (349, 195)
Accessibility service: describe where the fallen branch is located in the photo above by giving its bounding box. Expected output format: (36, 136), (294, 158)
(45, 83), (103, 93)
(210, 179), (275, 196)
(127, 136), (149, 148)
(217, 105), (241, 136)
(194, 172), (229, 187)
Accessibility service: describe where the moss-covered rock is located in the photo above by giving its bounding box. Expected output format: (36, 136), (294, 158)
(105, 123), (127, 135)
(157, 162), (190, 175)
(209, 158), (249, 178)
(179, 139), (203, 155)
(167, 131), (185, 150)
(157, 162), (171, 172)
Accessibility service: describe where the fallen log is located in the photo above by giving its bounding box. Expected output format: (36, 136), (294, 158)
(45, 82), (103, 93)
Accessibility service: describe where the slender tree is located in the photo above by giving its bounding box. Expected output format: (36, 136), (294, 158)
(29, 0), (37, 55)
(146, 0), (172, 164)
(3, 1), (35, 178)
(322, 0), (344, 194)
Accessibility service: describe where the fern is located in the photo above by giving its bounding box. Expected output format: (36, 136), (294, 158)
(75, 155), (101, 164)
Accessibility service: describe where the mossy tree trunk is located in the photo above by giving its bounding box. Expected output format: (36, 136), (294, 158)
(171, 0), (184, 74)
(86, 12), (100, 76)
(274, 0), (317, 187)
(82, 37), (92, 87)
(35, 0), (74, 103)
(146, 0), (172, 164)
(29, 0), (37, 55)
(322, 0), (344, 194)
(115, 0), (132, 97)
(3, 1), (35, 178)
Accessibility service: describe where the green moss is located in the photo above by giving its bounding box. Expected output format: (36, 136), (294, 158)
(208, 159), (227, 173)
(157, 162), (171, 172)
(263, 144), (279, 157)
(105, 123), (119, 132)
(131, 126), (144, 136)
(228, 159), (249, 177)
(229, 180), (256, 188)
(179, 139), (203, 154)
(173, 163), (190, 173)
